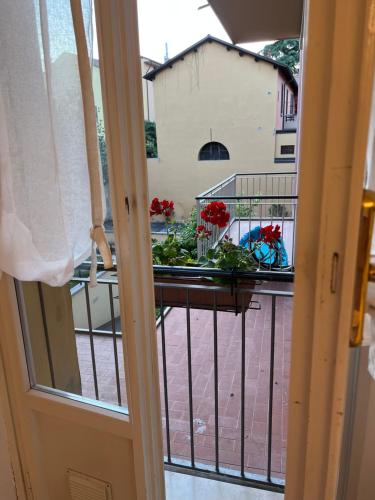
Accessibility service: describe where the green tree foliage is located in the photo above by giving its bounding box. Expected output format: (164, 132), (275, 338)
(261, 39), (300, 74)
(96, 113), (158, 223)
(97, 115), (158, 175)
(145, 120), (158, 158)
(97, 117), (108, 187)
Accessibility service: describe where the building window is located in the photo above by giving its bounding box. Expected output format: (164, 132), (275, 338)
(289, 95), (295, 115)
(280, 84), (285, 116)
(198, 142), (230, 161)
(280, 145), (295, 155)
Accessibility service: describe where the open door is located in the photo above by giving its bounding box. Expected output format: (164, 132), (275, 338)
(285, 0), (375, 498)
(0, 1), (164, 499)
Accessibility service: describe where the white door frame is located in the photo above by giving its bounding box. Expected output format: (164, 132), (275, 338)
(94, 1), (165, 499)
(0, 345), (27, 500)
(0, 0), (165, 499)
(286, 0), (375, 498)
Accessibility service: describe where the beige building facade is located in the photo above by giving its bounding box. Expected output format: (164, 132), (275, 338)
(93, 55), (159, 126)
(145, 36), (298, 218)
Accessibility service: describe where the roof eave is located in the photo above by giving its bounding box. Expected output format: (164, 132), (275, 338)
(144, 35), (298, 91)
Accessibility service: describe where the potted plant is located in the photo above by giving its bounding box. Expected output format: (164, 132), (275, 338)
(151, 199), (283, 313)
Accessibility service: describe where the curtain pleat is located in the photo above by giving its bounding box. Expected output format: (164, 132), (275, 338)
(0, 0), (111, 286)
(70, 0), (112, 284)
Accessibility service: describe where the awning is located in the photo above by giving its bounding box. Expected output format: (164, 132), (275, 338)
(208, 0), (303, 44)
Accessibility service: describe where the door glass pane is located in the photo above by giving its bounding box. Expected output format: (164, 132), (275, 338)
(16, 265), (128, 412)
(13, 7), (131, 413)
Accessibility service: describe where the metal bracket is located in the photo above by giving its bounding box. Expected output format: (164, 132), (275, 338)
(249, 300), (261, 310)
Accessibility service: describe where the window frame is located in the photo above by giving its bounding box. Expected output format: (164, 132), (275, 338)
(198, 141), (230, 161)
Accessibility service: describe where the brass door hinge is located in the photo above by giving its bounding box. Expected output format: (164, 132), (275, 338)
(351, 189), (375, 346)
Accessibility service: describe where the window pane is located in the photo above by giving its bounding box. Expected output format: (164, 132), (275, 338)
(198, 142), (229, 161)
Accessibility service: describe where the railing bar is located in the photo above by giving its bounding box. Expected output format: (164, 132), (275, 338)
(195, 172), (296, 199)
(196, 195), (299, 202)
(267, 295), (276, 482)
(71, 277), (119, 284)
(84, 283), (100, 400)
(37, 283), (56, 389)
(74, 328), (122, 337)
(240, 293), (246, 477)
(213, 292), (219, 472)
(186, 289), (195, 467)
(196, 173), (237, 198)
(281, 209), (285, 268)
(153, 283), (294, 296)
(109, 284), (122, 406)
(164, 463), (285, 492)
(219, 171), (296, 177)
(81, 263), (295, 280)
(155, 276), (294, 286)
(238, 198), (240, 244)
(249, 199), (251, 235)
(292, 202), (296, 268)
(160, 290), (172, 463)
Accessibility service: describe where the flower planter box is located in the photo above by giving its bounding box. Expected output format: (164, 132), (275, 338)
(154, 276), (256, 313)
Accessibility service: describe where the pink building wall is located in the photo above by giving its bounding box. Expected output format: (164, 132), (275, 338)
(275, 70), (297, 130)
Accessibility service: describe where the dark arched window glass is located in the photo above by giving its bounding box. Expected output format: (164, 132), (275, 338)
(198, 142), (230, 161)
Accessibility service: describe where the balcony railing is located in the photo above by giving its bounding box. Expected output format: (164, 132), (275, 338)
(282, 114), (298, 130)
(195, 172), (298, 268)
(19, 255), (294, 492)
(64, 263), (294, 492)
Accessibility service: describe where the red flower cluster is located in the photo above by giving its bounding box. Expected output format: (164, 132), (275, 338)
(195, 225), (212, 240)
(201, 201), (230, 228)
(149, 197), (174, 218)
(259, 224), (281, 245)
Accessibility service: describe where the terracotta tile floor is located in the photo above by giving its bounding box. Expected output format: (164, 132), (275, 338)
(75, 282), (293, 481)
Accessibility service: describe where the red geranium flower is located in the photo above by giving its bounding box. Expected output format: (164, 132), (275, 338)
(195, 224), (212, 240)
(201, 201), (230, 228)
(150, 197), (162, 216)
(258, 224), (281, 245)
(149, 197), (175, 219)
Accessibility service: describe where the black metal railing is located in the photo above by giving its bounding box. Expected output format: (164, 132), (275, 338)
(70, 274), (125, 407)
(19, 263), (293, 493)
(154, 273), (292, 492)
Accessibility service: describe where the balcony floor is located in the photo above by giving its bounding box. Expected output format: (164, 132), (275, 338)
(75, 281), (292, 482)
(165, 471), (284, 499)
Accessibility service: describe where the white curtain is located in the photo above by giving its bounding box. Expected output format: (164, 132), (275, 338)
(0, 0), (108, 286)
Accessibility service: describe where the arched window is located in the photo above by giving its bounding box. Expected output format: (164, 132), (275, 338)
(198, 142), (230, 161)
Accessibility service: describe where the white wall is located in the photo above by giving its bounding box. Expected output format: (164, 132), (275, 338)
(72, 278), (120, 331)
(26, 410), (136, 500)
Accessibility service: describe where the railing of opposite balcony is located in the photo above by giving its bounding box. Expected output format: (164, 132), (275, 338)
(195, 172), (298, 266)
